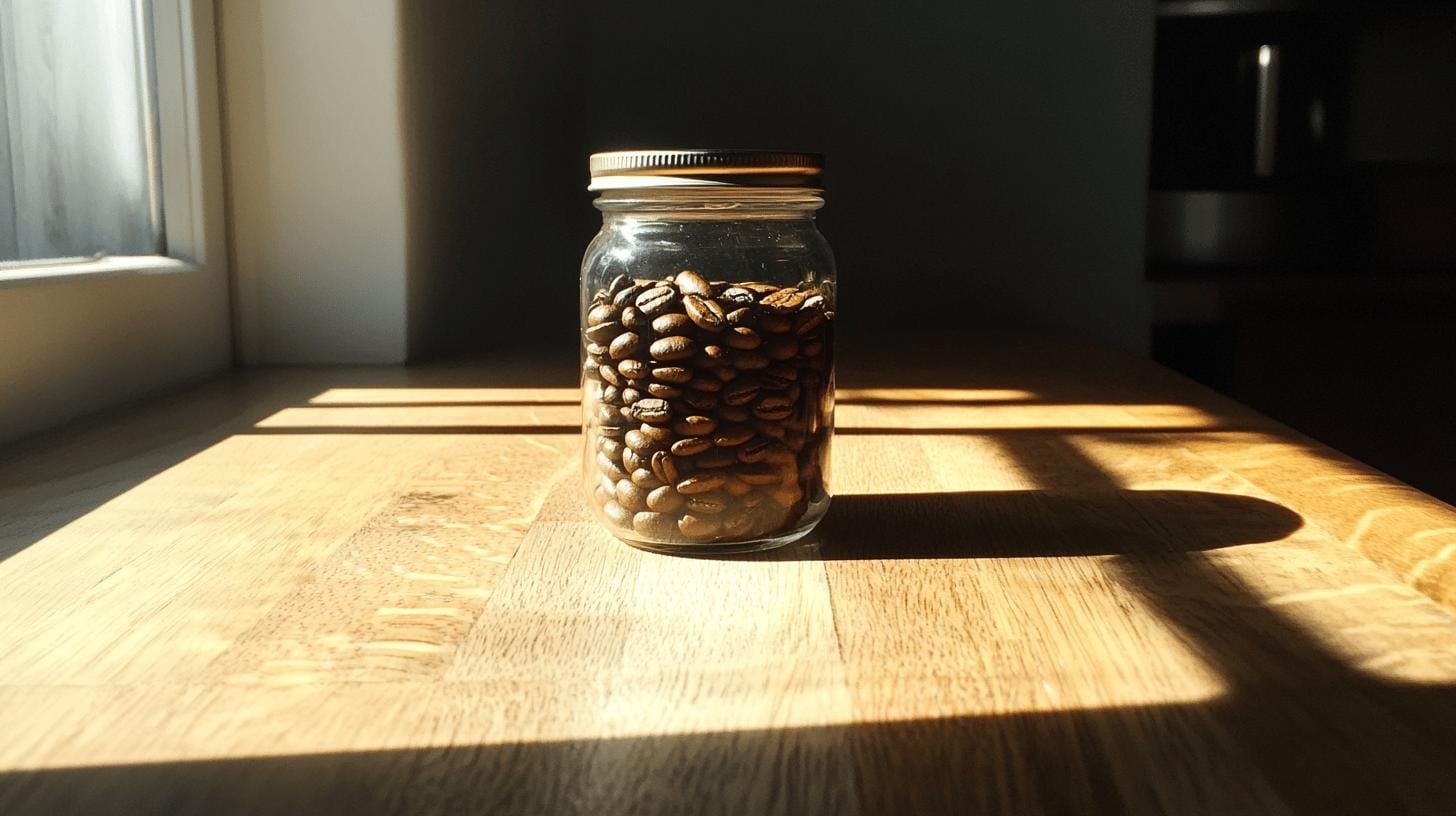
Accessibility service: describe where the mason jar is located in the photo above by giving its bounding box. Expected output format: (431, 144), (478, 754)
(579, 149), (836, 553)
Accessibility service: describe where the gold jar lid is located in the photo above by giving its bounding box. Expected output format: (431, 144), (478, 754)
(588, 149), (823, 191)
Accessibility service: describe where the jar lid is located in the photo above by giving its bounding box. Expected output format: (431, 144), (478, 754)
(588, 149), (823, 191)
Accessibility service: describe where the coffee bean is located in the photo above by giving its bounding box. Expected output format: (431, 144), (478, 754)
(618, 359), (648, 380)
(616, 479), (648, 511)
(652, 366), (692, 384)
(683, 294), (727, 332)
(723, 379), (762, 406)
(599, 437), (625, 458)
(620, 387), (642, 405)
(621, 448), (645, 472)
(598, 364), (621, 387)
(609, 332), (642, 360)
(584, 321), (621, 344)
(597, 451), (628, 481)
(632, 511), (678, 538)
(671, 436), (713, 456)
(713, 366), (738, 382)
(686, 377), (722, 393)
(651, 312), (693, 336)
(765, 337), (798, 361)
(583, 358), (603, 380)
(585, 342), (608, 359)
(603, 500), (633, 527)
(646, 382), (682, 399)
(601, 384), (621, 404)
(677, 472), (727, 495)
(683, 390), (719, 412)
(723, 476), (754, 497)
(606, 273), (630, 296)
(649, 336), (696, 361)
(639, 424), (674, 444)
(712, 424), (755, 447)
(736, 463), (781, 485)
(629, 398), (672, 424)
(726, 307), (754, 326)
(673, 415), (718, 437)
(679, 514), (722, 538)
(751, 395), (794, 421)
(760, 313), (794, 333)
(695, 449), (737, 469)
(594, 403), (619, 424)
(650, 450), (680, 485)
(761, 287), (808, 311)
(587, 303), (619, 325)
(731, 350), (770, 371)
(720, 287), (756, 304)
(700, 344), (727, 362)
(685, 494), (729, 515)
(801, 293), (826, 310)
(718, 406), (751, 423)
(646, 485), (685, 513)
(631, 467), (664, 489)
(794, 310), (826, 336)
(726, 327), (762, 350)
(612, 283), (644, 308)
(674, 269), (712, 296)
(636, 286), (678, 316)
(621, 307), (648, 331)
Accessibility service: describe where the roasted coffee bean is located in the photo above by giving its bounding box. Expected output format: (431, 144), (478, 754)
(620, 387), (642, 405)
(673, 415), (718, 437)
(593, 484), (612, 506)
(629, 398), (672, 424)
(594, 403), (619, 424)
(760, 313), (794, 333)
(737, 437), (778, 463)
(612, 283), (644, 308)
(670, 436), (713, 456)
(609, 332), (642, 360)
(636, 286), (678, 316)
(646, 484), (685, 513)
(618, 359), (648, 380)
(620, 428), (655, 451)
(584, 321), (621, 344)
(587, 303), (619, 325)
(683, 390), (719, 412)
(754, 420), (787, 441)
(646, 382), (682, 399)
(597, 451), (628, 481)
(651, 312), (693, 336)
(720, 286), (756, 304)
(652, 366), (692, 384)
(583, 358), (603, 380)
(677, 472), (728, 495)
(761, 287), (808, 311)
(736, 463), (781, 485)
(714, 366), (738, 382)
(621, 306), (648, 330)
(731, 350), (770, 371)
(686, 376), (722, 393)
(599, 437), (625, 458)
(801, 293), (826, 310)
(585, 342), (608, 359)
(721, 513), (756, 538)
(621, 448), (645, 472)
(723, 476), (753, 497)
(725, 326), (762, 350)
(794, 310), (827, 336)
(603, 500), (633, 527)
(639, 423), (674, 444)
(685, 493), (729, 515)
(718, 406), (751, 423)
(765, 337), (798, 361)
(601, 384), (621, 404)
(650, 450), (680, 485)
(723, 379), (762, 406)
(649, 335), (695, 361)
(674, 269), (712, 296)
(713, 424), (755, 447)
(700, 344), (728, 362)
(695, 449), (737, 469)
(616, 480), (648, 511)
(725, 307), (754, 327)
(631, 468), (663, 489)
(632, 511), (678, 538)
(598, 423), (628, 439)
(683, 294), (727, 332)
(606, 273), (630, 296)
(678, 514), (722, 538)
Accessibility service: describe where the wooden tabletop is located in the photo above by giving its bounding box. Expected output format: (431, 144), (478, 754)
(3, 334), (1456, 815)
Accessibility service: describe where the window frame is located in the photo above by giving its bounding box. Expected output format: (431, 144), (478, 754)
(0, 0), (219, 288)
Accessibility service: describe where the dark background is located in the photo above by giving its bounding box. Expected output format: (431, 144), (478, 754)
(397, 0), (1456, 503)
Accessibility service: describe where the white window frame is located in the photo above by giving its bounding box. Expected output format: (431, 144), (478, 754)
(0, 0), (222, 288)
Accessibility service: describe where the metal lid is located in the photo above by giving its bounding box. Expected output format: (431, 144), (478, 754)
(588, 149), (824, 191)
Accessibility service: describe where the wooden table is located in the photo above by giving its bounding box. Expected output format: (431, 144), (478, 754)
(3, 335), (1456, 814)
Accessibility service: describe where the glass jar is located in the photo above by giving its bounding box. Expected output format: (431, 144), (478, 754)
(579, 150), (836, 553)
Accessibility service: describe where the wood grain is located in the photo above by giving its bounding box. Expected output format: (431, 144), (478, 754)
(1, 337), (1455, 814)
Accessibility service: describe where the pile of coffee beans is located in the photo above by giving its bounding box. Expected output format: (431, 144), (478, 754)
(582, 269), (834, 545)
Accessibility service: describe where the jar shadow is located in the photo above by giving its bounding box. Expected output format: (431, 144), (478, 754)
(715, 489), (1303, 561)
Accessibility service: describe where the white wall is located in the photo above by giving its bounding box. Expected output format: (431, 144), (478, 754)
(219, 0), (408, 364)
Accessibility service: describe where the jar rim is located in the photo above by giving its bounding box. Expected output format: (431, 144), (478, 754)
(588, 149), (823, 192)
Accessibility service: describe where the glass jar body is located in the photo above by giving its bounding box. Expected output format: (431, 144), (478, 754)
(579, 189), (836, 553)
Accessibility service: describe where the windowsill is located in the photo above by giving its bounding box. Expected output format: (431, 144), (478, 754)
(0, 255), (200, 289)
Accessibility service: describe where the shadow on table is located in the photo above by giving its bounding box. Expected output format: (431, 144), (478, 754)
(767, 489), (1302, 560)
